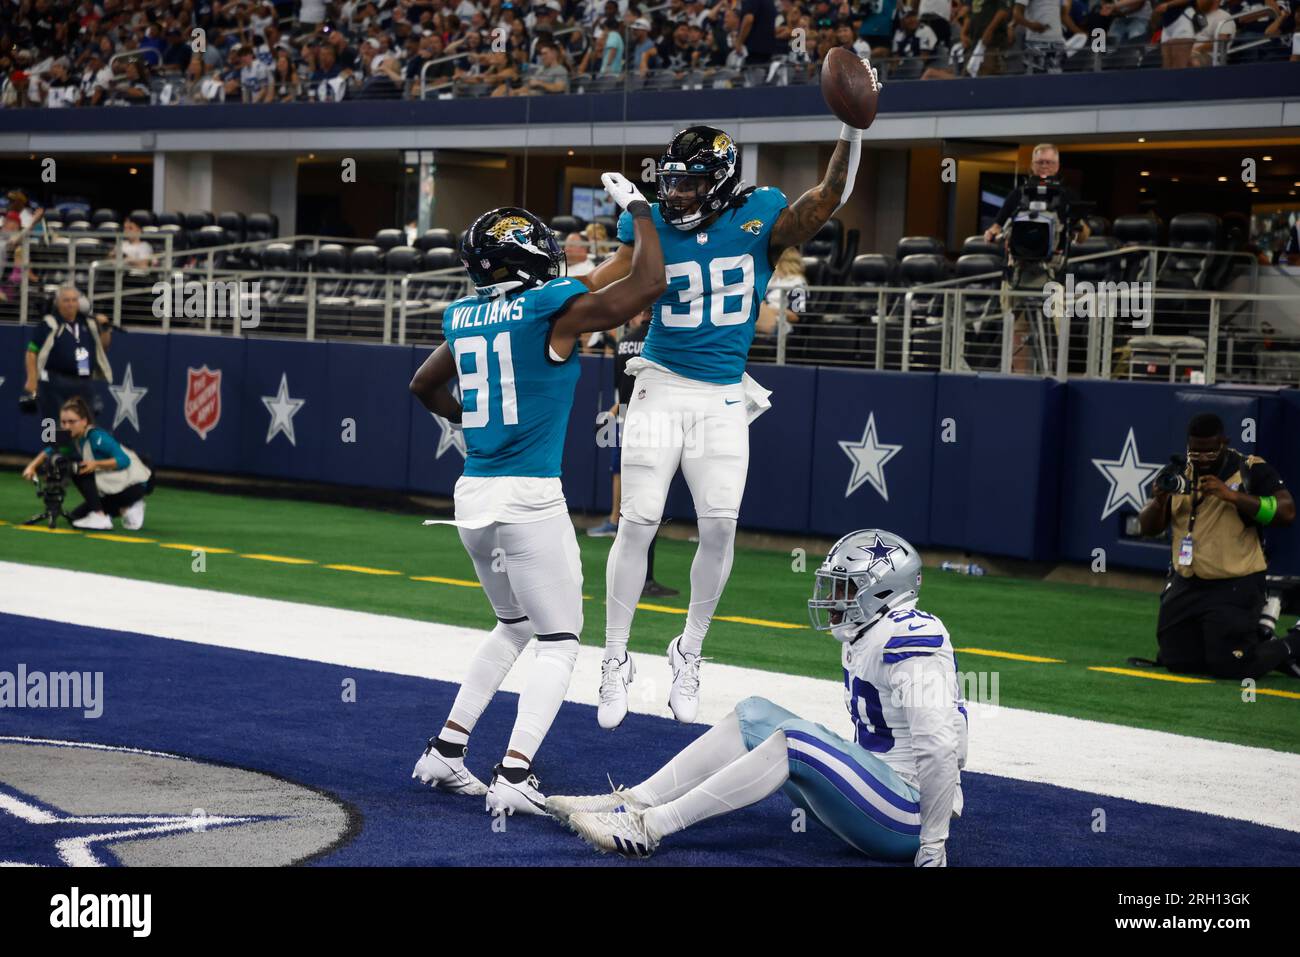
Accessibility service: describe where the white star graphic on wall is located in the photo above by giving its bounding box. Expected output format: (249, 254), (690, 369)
(1092, 427), (1162, 519)
(839, 412), (903, 501)
(108, 363), (148, 432)
(262, 373), (305, 447)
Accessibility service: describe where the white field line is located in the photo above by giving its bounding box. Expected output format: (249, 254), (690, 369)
(1, 560), (1297, 833)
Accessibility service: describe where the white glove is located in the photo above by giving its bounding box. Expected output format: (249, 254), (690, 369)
(601, 172), (646, 213)
(914, 841), (947, 867)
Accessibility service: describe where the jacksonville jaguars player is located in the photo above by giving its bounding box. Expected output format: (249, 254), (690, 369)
(408, 173), (666, 816)
(586, 122), (866, 728)
(548, 530), (968, 866)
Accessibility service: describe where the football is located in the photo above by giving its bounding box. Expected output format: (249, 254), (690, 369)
(820, 47), (881, 130)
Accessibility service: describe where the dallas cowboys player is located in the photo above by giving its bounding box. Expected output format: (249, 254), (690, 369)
(548, 530), (968, 866)
(408, 173), (666, 816)
(585, 123), (866, 728)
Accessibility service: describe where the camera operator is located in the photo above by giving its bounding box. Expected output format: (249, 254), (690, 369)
(1138, 413), (1300, 680)
(19, 284), (113, 424)
(983, 144), (1091, 246)
(21, 396), (152, 531)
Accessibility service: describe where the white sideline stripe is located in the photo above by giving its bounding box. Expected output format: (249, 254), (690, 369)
(2, 560), (1298, 834)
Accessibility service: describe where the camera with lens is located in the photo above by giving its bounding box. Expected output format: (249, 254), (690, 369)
(23, 432), (78, 529)
(1007, 176), (1070, 265)
(1153, 456), (1190, 495)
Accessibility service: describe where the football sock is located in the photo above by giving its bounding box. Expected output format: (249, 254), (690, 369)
(604, 518), (659, 661)
(446, 619), (533, 736)
(644, 730), (790, 840)
(433, 729), (467, 758)
(680, 516), (737, 657)
(506, 638), (579, 762)
(627, 710), (748, 807)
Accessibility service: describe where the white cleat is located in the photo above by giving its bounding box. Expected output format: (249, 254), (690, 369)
(667, 636), (703, 724)
(485, 765), (549, 816)
(597, 654), (635, 730)
(121, 499), (146, 530)
(546, 785), (647, 826)
(72, 510), (113, 530)
(569, 808), (660, 859)
(412, 737), (488, 796)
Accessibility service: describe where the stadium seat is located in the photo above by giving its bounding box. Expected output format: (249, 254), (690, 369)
(1112, 214), (1162, 283)
(960, 236), (1005, 261)
(1069, 236), (1122, 282)
(896, 236), (945, 260)
(551, 215), (585, 236)
(373, 228), (405, 252)
(155, 211), (184, 228)
(416, 228), (457, 252)
(257, 243), (305, 335)
(245, 213), (278, 243)
(128, 209), (155, 227)
(91, 208), (117, 227)
(1159, 213), (1220, 291)
(1086, 215), (1111, 237)
(850, 253), (897, 288)
(422, 247), (460, 271)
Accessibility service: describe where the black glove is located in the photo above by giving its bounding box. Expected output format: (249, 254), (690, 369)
(18, 391), (38, 415)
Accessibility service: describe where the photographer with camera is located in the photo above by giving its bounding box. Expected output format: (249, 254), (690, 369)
(1138, 413), (1300, 680)
(19, 284), (113, 425)
(983, 144), (1091, 248)
(21, 396), (152, 531)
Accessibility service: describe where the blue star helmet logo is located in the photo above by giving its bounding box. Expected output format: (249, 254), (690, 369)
(857, 533), (901, 573)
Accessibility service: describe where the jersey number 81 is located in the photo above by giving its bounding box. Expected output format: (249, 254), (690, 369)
(455, 332), (518, 429)
(662, 253), (755, 328)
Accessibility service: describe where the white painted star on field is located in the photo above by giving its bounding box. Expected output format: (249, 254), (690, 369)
(262, 373), (305, 447)
(1092, 427), (1162, 519)
(839, 412), (903, 501)
(108, 363), (148, 432)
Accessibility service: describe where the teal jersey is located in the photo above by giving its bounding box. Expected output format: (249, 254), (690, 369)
(617, 186), (788, 384)
(441, 277), (587, 478)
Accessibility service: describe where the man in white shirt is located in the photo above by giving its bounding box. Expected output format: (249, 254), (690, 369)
(1190, 0), (1236, 64)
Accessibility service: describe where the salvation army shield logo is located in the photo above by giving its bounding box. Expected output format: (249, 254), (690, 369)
(184, 365), (222, 440)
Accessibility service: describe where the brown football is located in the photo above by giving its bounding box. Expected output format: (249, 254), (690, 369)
(820, 47), (881, 130)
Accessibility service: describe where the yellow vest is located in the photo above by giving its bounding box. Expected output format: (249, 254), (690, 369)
(1169, 451), (1268, 579)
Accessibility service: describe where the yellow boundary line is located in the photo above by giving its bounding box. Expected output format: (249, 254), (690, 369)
(1088, 666), (1213, 684)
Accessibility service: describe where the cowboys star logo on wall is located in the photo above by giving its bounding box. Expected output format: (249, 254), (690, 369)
(262, 373), (305, 446)
(108, 363), (148, 432)
(1092, 427), (1162, 519)
(839, 412), (903, 501)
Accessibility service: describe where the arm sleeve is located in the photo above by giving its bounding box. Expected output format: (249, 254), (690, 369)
(891, 655), (961, 846)
(994, 187), (1020, 228)
(616, 209), (634, 245)
(89, 429), (130, 470)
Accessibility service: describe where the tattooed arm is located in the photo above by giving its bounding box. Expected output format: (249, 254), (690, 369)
(768, 130), (858, 254)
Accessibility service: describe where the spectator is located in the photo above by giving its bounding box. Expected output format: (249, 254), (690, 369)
(119, 220), (154, 270)
(836, 19), (874, 55)
(963, 0), (1012, 75)
(43, 58), (80, 107)
(1105, 0), (1154, 43)
(1012, 0), (1066, 73)
(113, 57), (152, 104)
(512, 41), (570, 92)
(235, 45), (274, 102)
(917, 0), (957, 44)
(597, 15), (627, 73)
(483, 49), (522, 94)
(1189, 0), (1236, 64)
(893, 3), (941, 61)
(739, 0), (779, 63)
(272, 47), (301, 100)
(1156, 0), (1197, 67)
(756, 246), (806, 335)
(860, 0), (901, 53)
(162, 28), (193, 70)
(78, 49), (112, 106)
(312, 43), (352, 100)
(565, 231), (597, 276)
(630, 16), (657, 72)
(1, 207), (45, 307)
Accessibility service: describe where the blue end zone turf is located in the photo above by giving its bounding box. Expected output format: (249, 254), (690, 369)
(2, 612), (1297, 866)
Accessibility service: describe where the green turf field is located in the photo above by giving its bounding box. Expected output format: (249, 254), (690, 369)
(1, 470), (1296, 754)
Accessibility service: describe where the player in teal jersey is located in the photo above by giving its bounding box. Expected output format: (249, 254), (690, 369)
(585, 123), (867, 729)
(408, 173), (666, 816)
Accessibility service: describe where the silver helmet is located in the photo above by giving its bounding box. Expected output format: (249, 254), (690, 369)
(808, 529), (923, 641)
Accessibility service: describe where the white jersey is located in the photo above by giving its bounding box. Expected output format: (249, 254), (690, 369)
(842, 600), (968, 843)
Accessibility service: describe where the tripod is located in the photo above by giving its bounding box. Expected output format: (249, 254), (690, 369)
(23, 479), (74, 530)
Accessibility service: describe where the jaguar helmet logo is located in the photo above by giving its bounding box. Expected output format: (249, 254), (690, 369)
(486, 216), (532, 242)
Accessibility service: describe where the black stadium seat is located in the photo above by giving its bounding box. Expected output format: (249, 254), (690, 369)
(216, 211), (247, 243)
(128, 209), (155, 227)
(416, 228), (457, 252)
(373, 228), (405, 252)
(896, 235), (945, 260)
(1159, 213), (1220, 291)
(245, 212), (278, 243)
(155, 211), (184, 228)
(91, 208), (117, 227)
(960, 235), (1004, 260)
(1069, 236), (1122, 283)
(422, 247), (459, 271)
(550, 215), (584, 236)
(850, 253), (897, 287)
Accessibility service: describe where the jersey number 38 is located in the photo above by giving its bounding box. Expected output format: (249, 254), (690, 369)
(662, 253), (756, 328)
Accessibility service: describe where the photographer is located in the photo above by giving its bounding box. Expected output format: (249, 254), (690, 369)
(21, 396), (153, 532)
(1138, 413), (1300, 680)
(19, 284), (113, 424)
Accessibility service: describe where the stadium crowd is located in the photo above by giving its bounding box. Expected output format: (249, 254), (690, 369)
(1, 0), (1295, 108)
